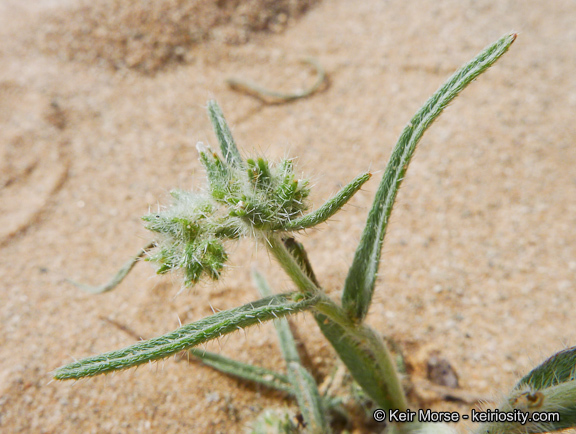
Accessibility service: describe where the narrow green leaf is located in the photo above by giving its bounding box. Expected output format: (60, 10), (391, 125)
(515, 346), (576, 391)
(278, 172), (372, 231)
(197, 143), (231, 200)
(207, 100), (243, 167)
(189, 348), (293, 395)
(476, 347), (576, 434)
(189, 349), (349, 425)
(67, 242), (155, 294)
(253, 270), (300, 363)
(54, 292), (318, 380)
(313, 311), (407, 413)
(342, 32), (517, 321)
(286, 361), (330, 434)
(253, 270), (330, 433)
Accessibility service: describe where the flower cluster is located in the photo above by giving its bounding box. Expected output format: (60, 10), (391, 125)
(143, 144), (311, 285)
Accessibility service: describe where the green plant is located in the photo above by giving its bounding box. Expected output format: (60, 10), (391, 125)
(55, 33), (576, 434)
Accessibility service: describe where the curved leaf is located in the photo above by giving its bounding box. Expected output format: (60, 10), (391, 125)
(342, 32), (517, 321)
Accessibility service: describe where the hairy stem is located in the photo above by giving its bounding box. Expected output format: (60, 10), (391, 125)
(264, 233), (320, 296)
(263, 233), (408, 414)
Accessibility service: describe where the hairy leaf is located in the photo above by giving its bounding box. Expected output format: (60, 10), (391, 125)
(279, 172), (372, 231)
(342, 32), (517, 321)
(207, 100), (243, 167)
(515, 345), (576, 391)
(253, 270), (330, 433)
(54, 292), (318, 380)
(189, 348), (293, 394)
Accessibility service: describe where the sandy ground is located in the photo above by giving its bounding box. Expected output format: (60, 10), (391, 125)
(1, 0), (576, 432)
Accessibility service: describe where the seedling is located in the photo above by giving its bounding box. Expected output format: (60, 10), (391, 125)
(55, 33), (576, 434)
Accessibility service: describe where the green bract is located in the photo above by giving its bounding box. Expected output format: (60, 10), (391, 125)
(199, 143), (311, 229)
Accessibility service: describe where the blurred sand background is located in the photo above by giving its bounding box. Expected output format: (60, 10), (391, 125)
(1, 0), (576, 432)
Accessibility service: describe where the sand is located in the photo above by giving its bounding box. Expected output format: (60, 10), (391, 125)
(1, 0), (576, 432)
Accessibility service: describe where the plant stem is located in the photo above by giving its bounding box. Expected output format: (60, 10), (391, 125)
(263, 233), (408, 415)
